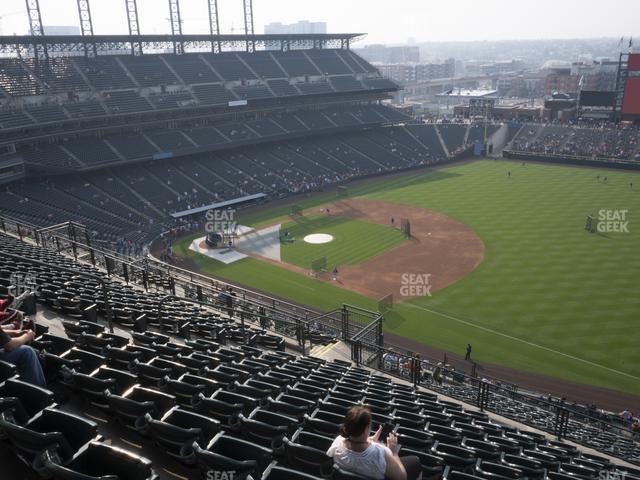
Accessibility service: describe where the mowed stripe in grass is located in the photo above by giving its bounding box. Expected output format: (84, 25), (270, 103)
(280, 215), (406, 269)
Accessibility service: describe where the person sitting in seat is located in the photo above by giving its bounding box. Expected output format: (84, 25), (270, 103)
(0, 293), (25, 328)
(327, 405), (421, 480)
(0, 324), (46, 387)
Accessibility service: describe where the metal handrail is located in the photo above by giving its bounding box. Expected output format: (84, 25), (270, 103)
(146, 253), (321, 318)
(156, 294), (309, 354)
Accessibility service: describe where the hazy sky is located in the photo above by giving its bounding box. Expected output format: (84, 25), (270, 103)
(0, 0), (639, 44)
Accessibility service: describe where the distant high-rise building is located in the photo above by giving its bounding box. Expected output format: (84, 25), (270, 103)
(264, 21), (327, 35)
(479, 60), (525, 76)
(43, 25), (81, 36)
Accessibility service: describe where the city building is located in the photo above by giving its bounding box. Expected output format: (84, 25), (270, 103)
(43, 25), (80, 35)
(479, 59), (525, 75)
(541, 59), (618, 95)
(377, 59), (455, 85)
(355, 45), (420, 64)
(264, 21), (327, 35)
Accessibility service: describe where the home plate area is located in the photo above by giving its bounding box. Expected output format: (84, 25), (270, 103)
(189, 224), (283, 264)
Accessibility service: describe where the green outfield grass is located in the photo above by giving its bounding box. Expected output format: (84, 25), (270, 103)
(174, 160), (640, 395)
(280, 214), (406, 269)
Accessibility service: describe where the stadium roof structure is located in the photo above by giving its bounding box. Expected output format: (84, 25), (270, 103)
(0, 33), (366, 57)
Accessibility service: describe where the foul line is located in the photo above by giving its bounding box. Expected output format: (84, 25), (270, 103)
(404, 302), (640, 381)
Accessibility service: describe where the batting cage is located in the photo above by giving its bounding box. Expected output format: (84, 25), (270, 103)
(311, 256), (328, 276)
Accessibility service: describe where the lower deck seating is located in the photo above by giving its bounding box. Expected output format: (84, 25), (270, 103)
(3, 124), (451, 245)
(509, 124), (640, 162)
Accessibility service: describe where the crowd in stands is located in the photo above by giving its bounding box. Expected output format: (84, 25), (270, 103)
(1, 124), (454, 252)
(510, 122), (640, 162)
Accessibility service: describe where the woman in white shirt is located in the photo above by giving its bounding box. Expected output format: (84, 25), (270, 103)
(327, 405), (422, 480)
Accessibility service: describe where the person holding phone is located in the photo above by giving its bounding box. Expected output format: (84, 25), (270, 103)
(327, 405), (422, 480)
(0, 324), (46, 387)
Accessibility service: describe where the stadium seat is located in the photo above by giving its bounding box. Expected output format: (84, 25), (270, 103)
(44, 441), (158, 480)
(72, 366), (137, 409)
(194, 433), (273, 479)
(396, 426), (434, 450)
(0, 408), (99, 471)
(163, 373), (222, 407)
(239, 408), (299, 450)
(194, 391), (244, 428)
(105, 385), (176, 430)
(144, 405), (220, 463)
(460, 438), (502, 461)
(501, 454), (546, 479)
(44, 347), (106, 381)
(475, 461), (524, 480)
(0, 378), (55, 421)
(0, 360), (16, 383)
(268, 393), (317, 419)
(302, 412), (342, 437)
(282, 430), (333, 477)
(260, 464), (321, 480)
(431, 442), (477, 472)
(333, 465), (373, 480)
(399, 447), (445, 479)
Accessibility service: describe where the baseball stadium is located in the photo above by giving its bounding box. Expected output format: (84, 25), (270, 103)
(0, 0), (638, 479)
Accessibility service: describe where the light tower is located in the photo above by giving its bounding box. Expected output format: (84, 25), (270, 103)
(168, 0), (184, 54)
(208, 0), (221, 53)
(76, 0), (97, 57)
(243, 0), (254, 52)
(125, 0), (143, 55)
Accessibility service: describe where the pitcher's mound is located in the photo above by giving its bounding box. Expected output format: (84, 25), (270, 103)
(304, 233), (334, 244)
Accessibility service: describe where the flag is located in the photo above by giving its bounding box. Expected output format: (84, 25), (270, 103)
(578, 75), (585, 90)
(629, 37), (634, 52)
(619, 36), (624, 48)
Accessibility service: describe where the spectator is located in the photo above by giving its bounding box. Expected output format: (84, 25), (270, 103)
(226, 287), (235, 318)
(620, 409), (633, 426)
(327, 405), (422, 480)
(0, 292), (28, 329)
(0, 324), (45, 387)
